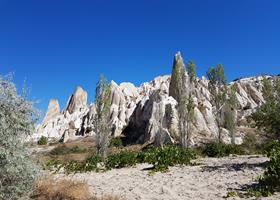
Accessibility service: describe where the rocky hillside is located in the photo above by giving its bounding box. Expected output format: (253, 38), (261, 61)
(33, 52), (271, 146)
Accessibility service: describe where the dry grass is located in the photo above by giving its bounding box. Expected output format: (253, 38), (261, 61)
(32, 175), (121, 200)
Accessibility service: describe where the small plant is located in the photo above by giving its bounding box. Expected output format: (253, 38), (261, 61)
(202, 142), (244, 157)
(109, 137), (123, 148)
(43, 159), (62, 171)
(106, 150), (139, 169)
(37, 136), (48, 145)
(65, 154), (103, 173)
(225, 191), (238, 198)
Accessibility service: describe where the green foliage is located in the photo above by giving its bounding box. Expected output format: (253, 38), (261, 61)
(225, 191), (238, 198)
(207, 64), (227, 86)
(109, 137), (123, 148)
(206, 64), (228, 141)
(106, 151), (139, 169)
(187, 60), (196, 83)
(224, 86), (238, 144)
(37, 136), (48, 145)
(65, 154), (103, 173)
(170, 54), (196, 147)
(169, 53), (187, 103)
(45, 145), (197, 174)
(251, 76), (280, 139)
(262, 140), (280, 155)
(0, 74), (39, 199)
(95, 74), (112, 158)
(202, 142), (244, 157)
(140, 145), (197, 172)
(246, 142), (280, 197)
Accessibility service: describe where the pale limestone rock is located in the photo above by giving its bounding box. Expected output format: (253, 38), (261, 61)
(66, 86), (88, 114)
(42, 99), (60, 125)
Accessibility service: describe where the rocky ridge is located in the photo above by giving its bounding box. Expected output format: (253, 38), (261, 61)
(34, 53), (270, 145)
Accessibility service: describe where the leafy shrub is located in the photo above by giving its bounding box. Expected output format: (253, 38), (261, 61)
(37, 136), (48, 145)
(65, 154), (103, 173)
(43, 159), (62, 171)
(0, 74), (39, 199)
(262, 140), (280, 155)
(106, 150), (139, 169)
(251, 76), (280, 139)
(246, 141), (280, 197)
(109, 137), (123, 148)
(140, 145), (197, 172)
(202, 142), (244, 157)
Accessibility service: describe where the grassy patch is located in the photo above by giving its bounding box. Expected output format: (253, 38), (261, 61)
(32, 175), (121, 200)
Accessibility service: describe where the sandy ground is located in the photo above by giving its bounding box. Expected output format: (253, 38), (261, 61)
(60, 155), (280, 200)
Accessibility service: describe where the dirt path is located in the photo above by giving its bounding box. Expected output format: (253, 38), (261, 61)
(65, 155), (279, 200)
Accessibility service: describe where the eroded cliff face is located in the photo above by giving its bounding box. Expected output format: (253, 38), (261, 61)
(34, 54), (269, 145)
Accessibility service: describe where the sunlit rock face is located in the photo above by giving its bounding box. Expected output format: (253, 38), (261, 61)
(33, 54), (270, 145)
(42, 99), (60, 126)
(65, 86), (88, 114)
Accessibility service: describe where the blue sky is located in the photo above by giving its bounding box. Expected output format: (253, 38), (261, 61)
(1, 0), (280, 116)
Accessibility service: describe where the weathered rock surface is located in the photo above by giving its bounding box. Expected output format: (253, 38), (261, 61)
(42, 99), (60, 125)
(66, 86), (88, 114)
(33, 53), (273, 145)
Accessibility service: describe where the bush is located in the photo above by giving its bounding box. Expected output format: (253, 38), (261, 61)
(0, 74), (39, 199)
(246, 141), (280, 197)
(109, 137), (123, 148)
(202, 142), (244, 157)
(262, 140), (280, 155)
(106, 151), (139, 169)
(65, 154), (103, 173)
(140, 145), (197, 172)
(37, 136), (48, 145)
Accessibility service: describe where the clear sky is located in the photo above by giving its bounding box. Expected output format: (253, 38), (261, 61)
(1, 0), (280, 116)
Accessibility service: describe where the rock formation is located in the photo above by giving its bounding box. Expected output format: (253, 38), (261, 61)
(66, 86), (88, 114)
(42, 99), (60, 125)
(33, 53), (272, 146)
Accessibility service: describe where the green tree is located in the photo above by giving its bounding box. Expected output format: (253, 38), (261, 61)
(0, 74), (39, 199)
(94, 74), (111, 158)
(207, 64), (227, 141)
(224, 85), (238, 144)
(186, 60), (196, 147)
(252, 76), (280, 139)
(187, 60), (196, 83)
(169, 53), (196, 147)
